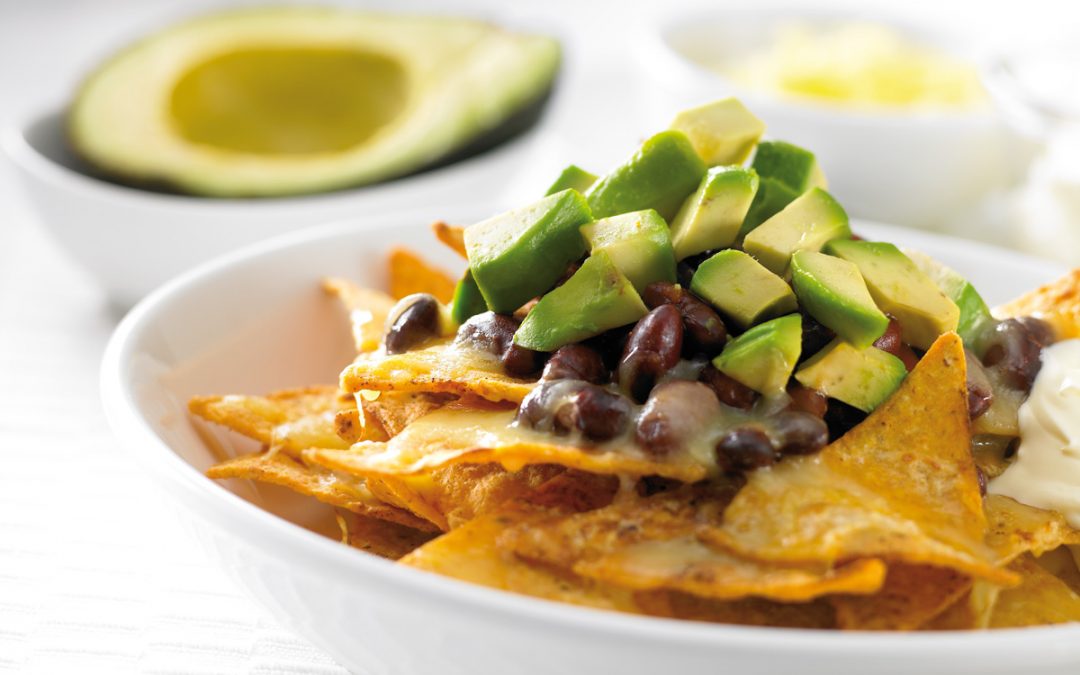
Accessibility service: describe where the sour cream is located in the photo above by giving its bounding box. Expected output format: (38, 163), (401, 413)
(990, 339), (1080, 527)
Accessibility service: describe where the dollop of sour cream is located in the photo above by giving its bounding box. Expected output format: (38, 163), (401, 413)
(990, 339), (1080, 527)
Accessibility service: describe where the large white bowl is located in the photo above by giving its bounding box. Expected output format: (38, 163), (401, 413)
(101, 211), (1079, 675)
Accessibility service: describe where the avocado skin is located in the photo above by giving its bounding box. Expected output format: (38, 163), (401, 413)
(586, 131), (707, 221)
(466, 189), (592, 314)
(712, 313), (803, 395)
(514, 251), (647, 352)
(451, 271), (488, 324)
(795, 339), (908, 413)
(546, 165), (597, 196)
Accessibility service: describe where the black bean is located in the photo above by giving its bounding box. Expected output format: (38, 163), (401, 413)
(873, 317), (919, 371)
(385, 294), (440, 354)
(643, 281), (727, 355)
(768, 411), (829, 455)
(543, 344), (608, 384)
(965, 349), (994, 420)
(502, 344), (542, 378)
(981, 317), (1053, 392)
(699, 364), (757, 410)
(554, 385), (632, 441)
(516, 380), (586, 433)
(824, 399), (866, 439)
(635, 381), (720, 456)
(715, 426), (775, 472)
(456, 311), (541, 377)
(799, 313), (835, 364)
(618, 305), (684, 402)
(676, 261), (696, 288)
(786, 383), (828, 418)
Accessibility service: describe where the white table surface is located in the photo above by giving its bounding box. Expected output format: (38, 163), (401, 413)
(1, 1), (1077, 673)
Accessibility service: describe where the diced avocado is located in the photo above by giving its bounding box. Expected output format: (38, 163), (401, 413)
(905, 249), (993, 347)
(824, 240), (960, 350)
(580, 210), (676, 292)
(668, 166), (759, 260)
(668, 98), (765, 166)
(690, 250), (797, 329)
(465, 189), (591, 313)
(712, 314), (802, 395)
(514, 251), (647, 351)
(739, 141), (827, 236)
(450, 270), (487, 324)
(743, 187), (851, 274)
(545, 164), (597, 196)
(790, 250), (888, 349)
(795, 339), (908, 413)
(586, 130), (706, 220)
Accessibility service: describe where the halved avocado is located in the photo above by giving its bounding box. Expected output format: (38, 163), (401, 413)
(69, 8), (561, 197)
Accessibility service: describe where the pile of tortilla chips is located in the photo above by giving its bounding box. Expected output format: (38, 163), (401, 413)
(191, 235), (1080, 630)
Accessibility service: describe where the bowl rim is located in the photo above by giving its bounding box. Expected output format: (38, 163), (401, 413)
(636, 3), (1000, 126)
(100, 214), (1080, 661)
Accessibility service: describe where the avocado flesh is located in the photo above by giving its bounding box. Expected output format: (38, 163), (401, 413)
(743, 187), (851, 275)
(825, 240), (960, 350)
(451, 271), (488, 324)
(690, 250), (797, 329)
(465, 189), (591, 314)
(790, 250), (889, 349)
(905, 249), (992, 348)
(739, 141), (827, 236)
(514, 251), (647, 351)
(668, 97), (765, 166)
(795, 339), (908, 413)
(69, 8), (561, 197)
(669, 166), (759, 260)
(712, 314), (803, 395)
(580, 210), (676, 293)
(585, 130), (707, 220)
(546, 165), (597, 196)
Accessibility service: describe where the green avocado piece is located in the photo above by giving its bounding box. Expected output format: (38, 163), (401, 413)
(905, 249), (993, 348)
(514, 251), (647, 351)
(68, 8), (561, 197)
(795, 339), (908, 413)
(739, 141), (827, 236)
(824, 240), (960, 350)
(669, 166), (759, 260)
(690, 250), (797, 329)
(580, 210), (676, 292)
(585, 130), (707, 220)
(790, 250), (889, 349)
(668, 98), (765, 166)
(743, 187), (851, 275)
(465, 189), (591, 313)
(545, 165), (597, 196)
(450, 271), (488, 324)
(712, 314), (802, 395)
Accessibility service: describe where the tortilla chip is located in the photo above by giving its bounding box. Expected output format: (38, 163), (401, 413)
(360, 390), (453, 437)
(989, 554), (1080, 628)
(636, 591), (837, 628)
(985, 494), (1080, 563)
(340, 341), (536, 404)
(388, 248), (456, 303)
(334, 407), (388, 444)
(431, 221), (467, 259)
(190, 386), (352, 453)
(335, 510), (436, 560)
(923, 580), (1002, 630)
(306, 404), (713, 483)
(322, 277), (396, 353)
(706, 334), (1015, 586)
(501, 487), (887, 602)
(400, 508), (646, 614)
(995, 269), (1080, 339)
(1036, 546), (1080, 595)
(830, 565), (972, 630)
(206, 451), (436, 531)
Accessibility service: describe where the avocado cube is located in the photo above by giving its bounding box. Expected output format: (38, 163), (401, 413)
(743, 187), (851, 274)
(690, 250), (797, 329)
(450, 270), (488, 324)
(586, 130), (707, 220)
(545, 164), (597, 196)
(790, 250), (889, 349)
(739, 141), (827, 236)
(465, 189), (591, 313)
(580, 210), (676, 293)
(669, 166), (759, 260)
(824, 240), (960, 350)
(712, 314), (802, 395)
(906, 249), (993, 347)
(669, 98), (765, 166)
(795, 339), (908, 413)
(514, 251), (648, 351)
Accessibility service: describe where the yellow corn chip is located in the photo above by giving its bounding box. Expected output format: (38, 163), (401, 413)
(1036, 546), (1080, 595)
(923, 580), (1002, 630)
(989, 554), (1080, 628)
(705, 334), (1016, 586)
(334, 407), (388, 444)
(636, 592), (837, 628)
(388, 248), (456, 303)
(335, 510), (436, 560)
(360, 391), (453, 437)
(830, 565), (972, 631)
(431, 221), (467, 259)
(322, 277), (396, 353)
(985, 494), (1080, 563)
(995, 269), (1080, 339)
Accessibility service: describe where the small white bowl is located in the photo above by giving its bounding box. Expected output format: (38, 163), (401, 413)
(636, 7), (1028, 231)
(101, 210), (1078, 675)
(2, 109), (545, 309)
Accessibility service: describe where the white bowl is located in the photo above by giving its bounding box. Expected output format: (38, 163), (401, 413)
(101, 211), (1079, 675)
(2, 109), (546, 309)
(635, 8), (1028, 232)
